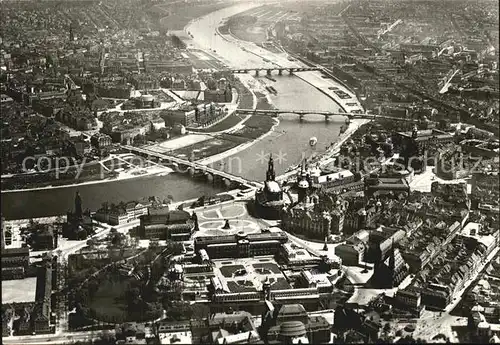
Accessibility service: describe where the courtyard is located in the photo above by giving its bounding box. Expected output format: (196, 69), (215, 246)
(212, 257), (292, 294)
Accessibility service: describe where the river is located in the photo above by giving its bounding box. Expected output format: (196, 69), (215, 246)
(1, 2), (345, 219)
(187, 3), (345, 180)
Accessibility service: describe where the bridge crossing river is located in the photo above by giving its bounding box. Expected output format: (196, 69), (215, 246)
(122, 145), (263, 189)
(236, 108), (428, 123)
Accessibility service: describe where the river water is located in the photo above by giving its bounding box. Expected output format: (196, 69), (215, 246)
(1, 3), (343, 219)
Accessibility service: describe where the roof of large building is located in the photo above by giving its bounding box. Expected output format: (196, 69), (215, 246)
(316, 170), (354, 184)
(195, 231), (288, 246)
(141, 210), (191, 224)
(265, 181), (282, 193)
(277, 304), (307, 318)
(2, 247), (29, 257)
(279, 321), (307, 337)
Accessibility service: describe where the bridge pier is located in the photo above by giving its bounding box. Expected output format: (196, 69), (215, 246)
(255, 70), (260, 77)
(266, 69), (272, 76)
(324, 115), (330, 122)
(206, 173), (214, 184)
(289, 69), (294, 75)
(278, 69), (283, 76)
(299, 114), (304, 122)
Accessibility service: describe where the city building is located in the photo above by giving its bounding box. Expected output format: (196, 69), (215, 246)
(2, 247), (30, 280)
(194, 231), (289, 259)
(115, 322), (147, 345)
(90, 132), (112, 151)
(335, 230), (370, 266)
(95, 201), (149, 225)
(364, 174), (410, 197)
(29, 224), (58, 251)
(396, 126), (454, 167)
(204, 85), (233, 103)
(471, 172), (499, 211)
(261, 303), (331, 344)
(32, 262), (52, 334)
(138, 208), (194, 241)
(393, 286), (424, 317)
(191, 310), (260, 344)
(281, 192), (348, 240)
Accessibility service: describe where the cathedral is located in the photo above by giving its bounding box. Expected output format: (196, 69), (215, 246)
(254, 155), (285, 219)
(63, 191), (93, 240)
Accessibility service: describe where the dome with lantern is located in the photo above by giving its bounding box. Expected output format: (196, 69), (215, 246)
(298, 179), (310, 189)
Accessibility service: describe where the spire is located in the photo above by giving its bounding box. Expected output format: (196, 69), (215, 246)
(75, 191), (82, 219)
(266, 154), (275, 181)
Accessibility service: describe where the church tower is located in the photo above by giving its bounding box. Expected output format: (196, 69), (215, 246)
(75, 191), (83, 219)
(266, 154), (276, 181)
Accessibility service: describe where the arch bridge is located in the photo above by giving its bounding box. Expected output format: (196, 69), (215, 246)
(121, 145), (262, 189)
(236, 108), (426, 123)
(229, 67), (320, 76)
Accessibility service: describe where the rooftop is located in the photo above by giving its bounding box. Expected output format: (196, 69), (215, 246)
(1, 277), (37, 303)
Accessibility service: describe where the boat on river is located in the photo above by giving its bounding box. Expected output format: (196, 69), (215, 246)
(265, 86), (277, 95)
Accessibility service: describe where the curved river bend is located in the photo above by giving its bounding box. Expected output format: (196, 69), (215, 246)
(1, 3), (345, 219)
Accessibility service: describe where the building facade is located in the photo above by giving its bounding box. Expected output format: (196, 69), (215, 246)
(194, 231), (289, 259)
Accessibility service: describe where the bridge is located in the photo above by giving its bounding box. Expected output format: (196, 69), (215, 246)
(121, 145), (262, 189)
(236, 108), (426, 123)
(229, 67), (320, 76)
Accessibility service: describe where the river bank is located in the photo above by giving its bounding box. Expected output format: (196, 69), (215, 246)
(2, 160), (173, 194)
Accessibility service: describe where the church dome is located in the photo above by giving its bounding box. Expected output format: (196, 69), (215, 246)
(298, 180), (309, 189)
(279, 321), (306, 338)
